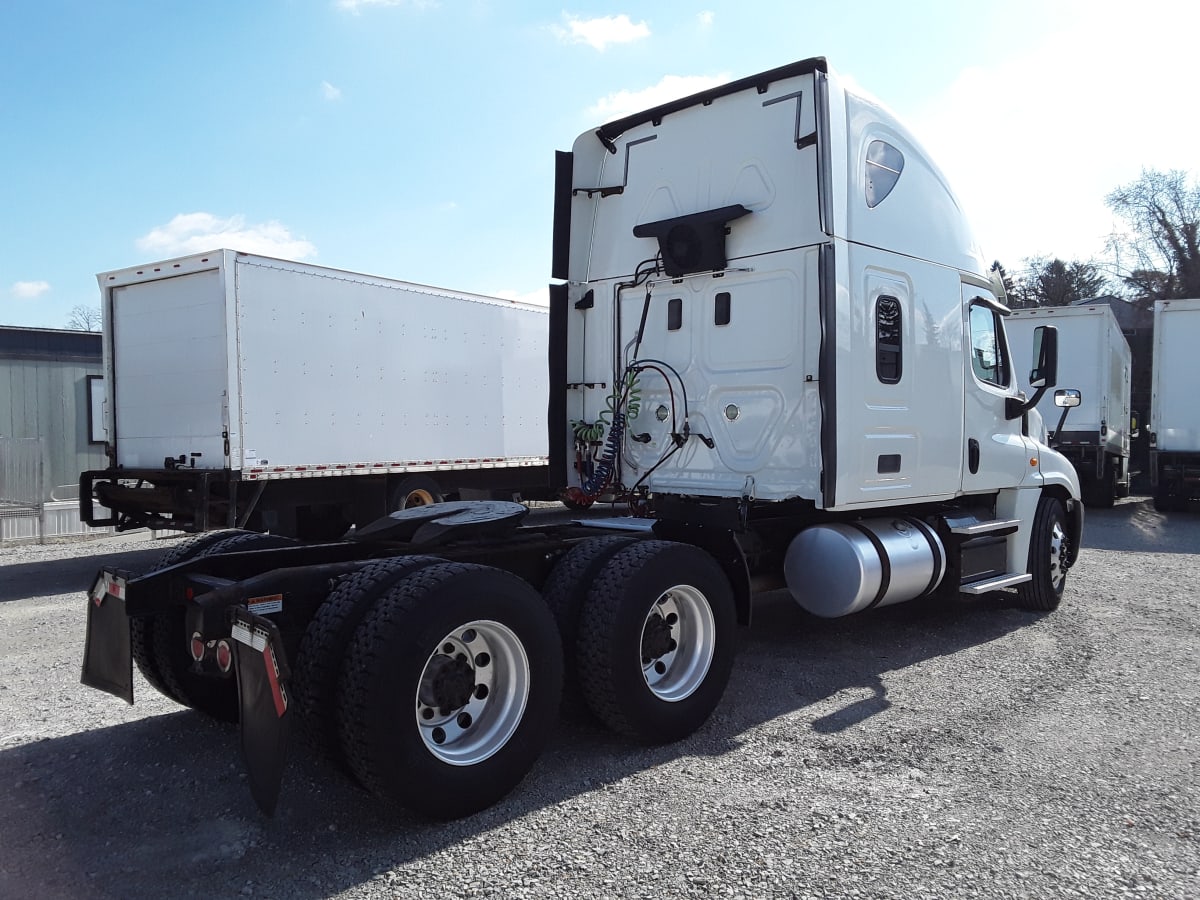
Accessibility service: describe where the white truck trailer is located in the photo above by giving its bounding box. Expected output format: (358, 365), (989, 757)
(1149, 297), (1200, 510)
(80, 251), (550, 538)
(1007, 304), (1133, 507)
(82, 58), (1083, 821)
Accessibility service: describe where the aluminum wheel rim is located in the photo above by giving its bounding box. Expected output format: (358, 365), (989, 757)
(403, 489), (436, 509)
(1048, 518), (1067, 591)
(414, 620), (529, 766)
(639, 585), (716, 702)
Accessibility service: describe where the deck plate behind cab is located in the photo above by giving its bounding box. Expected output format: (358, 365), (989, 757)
(350, 500), (529, 546)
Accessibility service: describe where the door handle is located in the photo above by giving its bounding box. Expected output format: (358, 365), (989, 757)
(968, 438), (980, 474)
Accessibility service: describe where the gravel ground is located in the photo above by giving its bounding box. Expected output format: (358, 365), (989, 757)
(0, 496), (1197, 899)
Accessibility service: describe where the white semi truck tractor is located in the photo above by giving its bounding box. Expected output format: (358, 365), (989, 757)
(82, 57), (1083, 822)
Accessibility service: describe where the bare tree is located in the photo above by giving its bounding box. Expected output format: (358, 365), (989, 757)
(1009, 257), (1109, 308)
(1106, 168), (1200, 306)
(67, 304), (102, 331)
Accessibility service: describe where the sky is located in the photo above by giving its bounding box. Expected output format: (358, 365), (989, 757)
(2, 0), (1197, 330)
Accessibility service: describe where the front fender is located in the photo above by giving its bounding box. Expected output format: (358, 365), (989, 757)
(1035, 446), (1084, 567)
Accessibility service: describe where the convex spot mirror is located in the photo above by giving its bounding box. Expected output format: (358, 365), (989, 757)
(1054, 389), (1082, 408)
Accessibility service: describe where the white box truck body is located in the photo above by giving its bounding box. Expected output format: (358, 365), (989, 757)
(81, 251), (549, 536)
(82, 59), (1087, 822)
(1149, 297), (1200, 509)
(1007, 304), (1132, 506)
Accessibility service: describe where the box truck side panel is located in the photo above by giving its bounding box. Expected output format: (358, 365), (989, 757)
(234, 260), (546, 469)
(1154, 299), (1200, 452)
(500, 305), (553, 459)
(111, 269), (230, 469)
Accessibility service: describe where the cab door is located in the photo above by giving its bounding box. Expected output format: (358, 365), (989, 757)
(960, 285), (1033, 494)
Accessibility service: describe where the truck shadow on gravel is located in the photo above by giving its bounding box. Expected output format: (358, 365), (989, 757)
(0, 544), (165, 603)
(0, 588), (1043, 899)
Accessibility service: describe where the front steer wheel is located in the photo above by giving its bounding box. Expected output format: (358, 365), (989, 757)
(335, 562), (562, 820)
(577, 540), (736, 744)
(1016, 495), (1070, 612)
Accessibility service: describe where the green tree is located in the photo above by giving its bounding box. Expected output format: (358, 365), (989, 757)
(1010, 257), (1109, 308)
(1106, 168), (1200, 305)
(990, 260), (1015, 306)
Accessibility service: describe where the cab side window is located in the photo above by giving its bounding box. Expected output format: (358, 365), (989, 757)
(968, 303), (1009, 387)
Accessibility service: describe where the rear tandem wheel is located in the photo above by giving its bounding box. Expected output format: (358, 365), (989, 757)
(335, 562), (562, 819)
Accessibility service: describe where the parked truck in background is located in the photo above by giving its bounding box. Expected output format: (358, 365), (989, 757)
(79, 251), (550, 539)
(1149, 297), (1200, 510)
(81, 58), (1083, 822)
(1007, 304), (1133, 507)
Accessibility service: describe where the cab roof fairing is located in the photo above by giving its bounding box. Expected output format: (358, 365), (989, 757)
(838, 82), (989, 279)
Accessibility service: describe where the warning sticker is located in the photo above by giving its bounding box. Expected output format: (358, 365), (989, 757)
(247, 593), (283, 615)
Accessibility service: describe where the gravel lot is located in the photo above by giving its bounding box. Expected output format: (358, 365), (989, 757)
(1, 497), (1197, 899)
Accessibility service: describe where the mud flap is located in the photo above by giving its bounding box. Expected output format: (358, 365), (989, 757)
(80, 569), (133, 704)
(230, 610), (291, 816)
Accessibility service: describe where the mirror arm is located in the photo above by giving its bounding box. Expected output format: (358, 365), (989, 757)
(1005, 384), (1049, 421)
(1050, 405), (1072, 446)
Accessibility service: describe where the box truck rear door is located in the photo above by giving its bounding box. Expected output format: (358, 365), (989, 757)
(111, 269), (229, 469)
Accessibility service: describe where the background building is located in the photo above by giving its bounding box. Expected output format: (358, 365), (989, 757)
(0, 326), (109, 541)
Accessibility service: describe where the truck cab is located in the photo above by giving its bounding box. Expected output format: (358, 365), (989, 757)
(552, 57), (1081, 606)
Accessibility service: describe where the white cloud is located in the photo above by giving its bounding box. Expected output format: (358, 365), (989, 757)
(11, 280), (50, 299)
(588, 73), (730, 121)
(494, 288), (549, 307)
(321, 80), (342, 101)
(697, 11), (714, 27)
(136, 213), (317, 260)
(335, 0), (436, 13)
(552, 14), (650, 51)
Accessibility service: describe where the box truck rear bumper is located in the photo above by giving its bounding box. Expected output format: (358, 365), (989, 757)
(80, 467), (242, 533)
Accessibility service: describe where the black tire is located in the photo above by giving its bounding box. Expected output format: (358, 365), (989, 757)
(292, 555), (442, 760)
(542, 536), (639, 708)
(1153, 486), (1184, 513)
(390, 475), (444, 511)
(576, 540), (736, 744)
(1016, 495), (1070, 611)
(153, 531), (297, 721)
(336, 563), (562, 820)
(131, 529), (258, 703)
